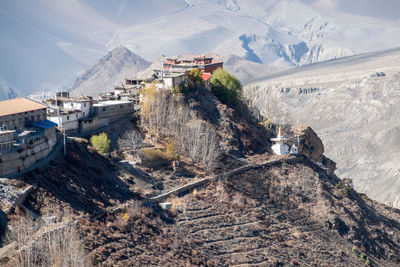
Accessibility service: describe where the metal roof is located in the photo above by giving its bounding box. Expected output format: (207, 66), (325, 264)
(28, 120), (57, 130)
(0, 98), (46, 117)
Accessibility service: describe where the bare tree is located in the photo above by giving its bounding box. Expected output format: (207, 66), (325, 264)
(178, 119), (220, 171)
(5, 212), (89, 267)
(119, 130), (143, 156)
(140, 89), (221, 172)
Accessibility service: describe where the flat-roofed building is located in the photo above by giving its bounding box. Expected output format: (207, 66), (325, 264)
(162, 55), (223, 75)
(93, 100), (134, 127)
(0, 98), (47, 130)
(60, 98), (92, 118)
(163, 73), (186, 89)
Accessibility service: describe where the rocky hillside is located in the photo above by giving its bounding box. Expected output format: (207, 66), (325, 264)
(1, 138), (400, 266)
(70, 47), (150, 97)
(1, 77), (400, 266)
(244, 47), (400, 208)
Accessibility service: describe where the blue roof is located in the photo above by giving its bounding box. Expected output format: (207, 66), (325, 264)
(28, 120), (57, 130)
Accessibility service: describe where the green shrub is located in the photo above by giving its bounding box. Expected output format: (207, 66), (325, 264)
(210, 68), (242, 107)
(188, 68), (203, 83)
(90, 132), (111, 156)
(141, 142), (179, 162)
(165, 140), (179, 161)
(365, 257), (370, 265)
(360, 253), (365, 261)
(336, 178), (354, 197)
(176, 68), (204, 94)
(172, 85), (182, 95)
(141, 148), (166, 161)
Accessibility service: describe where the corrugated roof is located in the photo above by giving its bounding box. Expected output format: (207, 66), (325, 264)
(0, 98), (47, 117)
(28, 120), (57, 130)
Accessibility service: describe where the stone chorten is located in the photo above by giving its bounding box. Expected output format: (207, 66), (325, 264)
(271, 126), (289, 155)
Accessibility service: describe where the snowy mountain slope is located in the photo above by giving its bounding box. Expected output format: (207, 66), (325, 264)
(244, 47), (400, 207)
(1, 0), (399, 99)
(70, 47), (150, 97)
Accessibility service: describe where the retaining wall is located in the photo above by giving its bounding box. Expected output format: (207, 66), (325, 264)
(0, 136), (56, 176)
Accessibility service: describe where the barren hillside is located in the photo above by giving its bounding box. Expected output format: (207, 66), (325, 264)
(1, 76), (400, 266)
(244, 47), (400, 208)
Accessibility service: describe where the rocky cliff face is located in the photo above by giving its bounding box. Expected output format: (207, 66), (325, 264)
(291, 125), (324, 163)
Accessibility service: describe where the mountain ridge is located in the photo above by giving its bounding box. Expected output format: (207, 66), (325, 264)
(70, 46), (150, 97)
(1, 0), (399, 99)
(244, 46), (400, 208)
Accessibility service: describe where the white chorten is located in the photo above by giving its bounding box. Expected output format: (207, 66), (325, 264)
(290, 136), (300, 155)
(271, 126), (289, 155)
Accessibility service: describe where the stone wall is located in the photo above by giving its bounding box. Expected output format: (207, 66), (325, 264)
(0, 135), (56, 176)
(0, 108), (46, 131)
(79, 116), (100, 134)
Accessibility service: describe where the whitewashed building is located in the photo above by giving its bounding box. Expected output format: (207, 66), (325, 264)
(61, 99), (91, 118)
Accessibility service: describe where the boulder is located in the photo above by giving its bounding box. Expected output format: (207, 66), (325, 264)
(291, 125), (324, 163)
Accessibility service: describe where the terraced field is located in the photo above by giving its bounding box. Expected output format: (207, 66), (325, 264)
(169, 158), (400, 266)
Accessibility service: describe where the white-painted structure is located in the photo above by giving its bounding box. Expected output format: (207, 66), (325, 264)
(290, 145), (298, 155)
(271, 126), (289, 155)
(47, 111), (83, 131)
(163, 73), (186, 89)
(62, 99), (91, 118)
(290, 136), (300, 155)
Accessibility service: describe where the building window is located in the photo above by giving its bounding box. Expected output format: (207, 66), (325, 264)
(67, 116), (70, 120)
(84, 103), (86, 107)
(103, 107), (106, 112)
(31, 116), (34, 121)
(37, 115), (41, 121)
(83, 112), (86, 116)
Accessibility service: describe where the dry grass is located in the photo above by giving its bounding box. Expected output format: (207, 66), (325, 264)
(167, 195), (187, 213)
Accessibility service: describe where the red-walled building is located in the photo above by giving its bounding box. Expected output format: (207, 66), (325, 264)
(163, 55), (223, 78)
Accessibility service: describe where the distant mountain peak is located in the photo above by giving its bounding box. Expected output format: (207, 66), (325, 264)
(70, 47), (150, 97)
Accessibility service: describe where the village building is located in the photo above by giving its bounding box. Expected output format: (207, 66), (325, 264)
(0, 97), (57, 175)
(47, 110), (83, 132)
(60, 98), (92, 118)
(46, 94), (94, 132)
(162, 73), (186, 89)
(162, 55), (223, 75)
(93, 100), (135, 127)
(154, 55), (223, 83)
(0, 130), (15, 154)
(0, 98), (47, 131)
